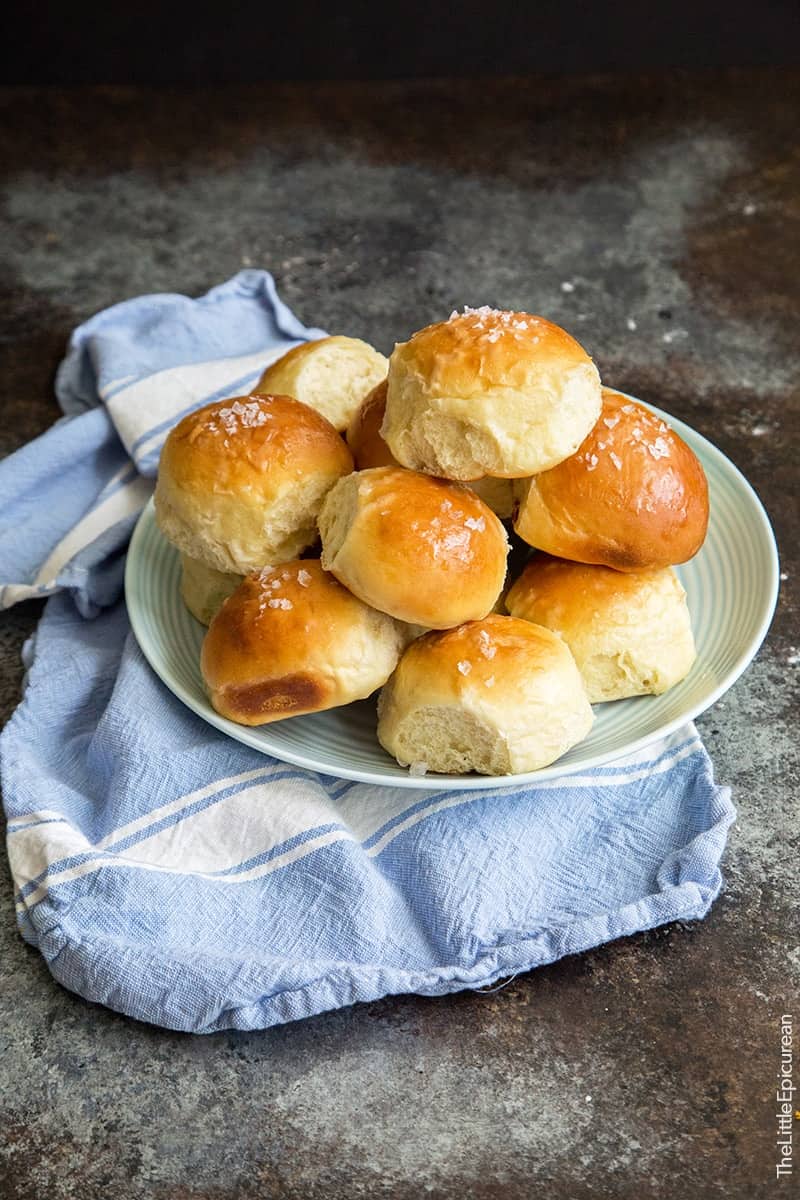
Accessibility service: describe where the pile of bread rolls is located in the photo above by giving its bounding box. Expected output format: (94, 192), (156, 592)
(153, 308), (709, 777)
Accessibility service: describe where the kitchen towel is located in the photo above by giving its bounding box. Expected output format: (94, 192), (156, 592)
(0, 271), (735, 1033)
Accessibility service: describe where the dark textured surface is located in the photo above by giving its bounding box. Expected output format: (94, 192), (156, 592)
(4, 0), (799, 84)
(0, 74), (798, 1198)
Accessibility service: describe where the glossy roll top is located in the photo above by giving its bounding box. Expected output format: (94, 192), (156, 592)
(513, 388), (709, 570)
(318, 466), (509, 628)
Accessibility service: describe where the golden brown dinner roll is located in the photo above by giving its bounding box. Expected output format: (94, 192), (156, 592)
(180, 554), (243, 626)
(382, 307), (602, 480)
(154, 394), (353, 575)
(347, 382), (515, 518)
(255, 336), (388, 432)
(506, 555), (697, 702)
(377, 615), (594, 775)
(513, 388), (709, 570)
(201, 560), (408, 726)
(318, 467), (509, 628)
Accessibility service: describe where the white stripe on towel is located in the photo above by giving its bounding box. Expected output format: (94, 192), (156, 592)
(0, 474), (153, 607)
(108, 346), (288, 461)
(12, 736), (703, 913)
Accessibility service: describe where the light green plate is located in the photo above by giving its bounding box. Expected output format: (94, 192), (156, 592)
(125, 401), (779, 790)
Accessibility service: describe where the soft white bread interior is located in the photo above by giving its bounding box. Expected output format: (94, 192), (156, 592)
(201, 560), (409, 726)
(382, 307), (602, 480)
(506, 554), (696, 702)
(180, 554), (243, 626)
(255, 336), (388, 432)
(347, 381), (515, 518)
(318, 466), (509, 628)
(377, 614), (593, 775)
(154, 393), (353, 574)
(513, 388), (709, 570)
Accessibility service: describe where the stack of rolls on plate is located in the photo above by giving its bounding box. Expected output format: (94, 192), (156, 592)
(153, 311), (709, 777)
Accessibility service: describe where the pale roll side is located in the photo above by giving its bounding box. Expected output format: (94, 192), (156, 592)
(347, 380), (514, 517)
(180, 554), (244, 626)
(506, 554), (697, 702)
(255, 335), (388, 432)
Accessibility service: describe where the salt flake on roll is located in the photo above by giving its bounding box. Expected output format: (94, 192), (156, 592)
(382, 306), (602, 480)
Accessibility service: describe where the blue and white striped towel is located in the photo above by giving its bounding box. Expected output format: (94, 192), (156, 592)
(0, 271), (735, 1033)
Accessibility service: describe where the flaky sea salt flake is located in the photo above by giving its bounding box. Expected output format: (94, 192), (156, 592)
(648, 437), (671, 460)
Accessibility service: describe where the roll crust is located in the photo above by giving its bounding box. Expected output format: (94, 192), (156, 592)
(513, 388), (709, 570)
(318, 466), (509, 628)
(348, 380), (514, 517)
(382, 307), (602, 479)
(154, 393), (353, 575)
(506, 554), (697, 702)
(377, 614), (594, 775)
(255, 335), (389, 432)
(201, 560), (408, 725)
(346, 379), (397, 469)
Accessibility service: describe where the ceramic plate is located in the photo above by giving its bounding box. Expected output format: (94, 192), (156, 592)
(125, 400), (779, 790)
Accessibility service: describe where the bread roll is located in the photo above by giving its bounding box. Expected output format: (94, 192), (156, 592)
(201, 560), (408, 725)
(506, 555), (696, 702)
(154, 394), (353, 575)
(377, 615), (593, 775)
(180, 554), (243, 625)
(513, 388), (709, 570)
(318, 467), (509, 628)
(255, 336), (388, 432)
(347, 380), (514, 518)
(382, 307), (601, 480)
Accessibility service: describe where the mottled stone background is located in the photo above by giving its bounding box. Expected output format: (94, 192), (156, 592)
(0, 74), (797, 1198)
